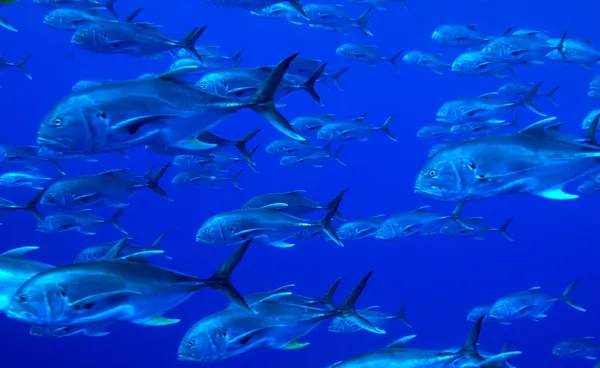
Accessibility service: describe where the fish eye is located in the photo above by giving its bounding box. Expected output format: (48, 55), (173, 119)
(427, 169), (436, 177)
(187, 339), (195, 347)
(221, 331), (227, 337)
(53, 118), (62, 127)
(95, 113), (107, 119)
(203, 228), (210, 234)
(199, 83), (205, 88)
(103, 33), (107, 38)
(17, 294), (28, 302)
(60, 290), (67, 297)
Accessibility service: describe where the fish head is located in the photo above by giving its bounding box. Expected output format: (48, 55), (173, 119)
(336, 223), (357, 241)
(43, 9), (85, 30)
(402, 51), (421, 65)
(435, 102), (457, 123)
(196, 75), (228, 97)
(38, 93), (105, 154)
(279, 156), (300, 166)
(551, 342), (568, 356)
(316, 124), (338, 140)
(39, 183), (70, 208)
(487, 300), (516, 321)
(7, 275), (70, 324)
(335, 44), (351, 57)
(71, 24), (101, 50)
(431, 27), (445, 43)
(414, 150), (475, 201)
(74, 249), (100, 263)
(417, 125), (448, 139)
(196, 216), (234, 245)
(265, 141), (284, 155)
(178, 320), (239, 363)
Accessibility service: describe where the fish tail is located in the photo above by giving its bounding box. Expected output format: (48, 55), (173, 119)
(501, 341), (518, 368)
(379, 113), (397, 141)
(250, 53), (305, 141)
(555, 30), (569, 61)
(15, 54), (32, 80)
(335, 271), (386, 334)
(585, 113), (600, 146)
(106, 207), (128, 235)
(234, 130), (261, 170)
(388, 50), (403, 71)
(396, 299), (412, 328)
(150, 231), (169, 250)
(104, 0), (119, 18)
(318, 188), (348, 246)
(246, 145), (260, 173)
(204, 238), (254, 312)
(325, 188), (349, 221)
(498, 217), (514, 241)
(561, 280), (586, 312)
(20, 188), (45, 221)
(302, 62), (327, 106)
(355, 8), (373, 36)
(462, 351), (523, 368)
(230, 169), (244, 190)
(331, 144), (346, 166)
(146, 163), (172, 201)
(542, 85), (560, 107)
(519, 81), (546, 117)
(179, 26), (207, 62)
(330, 67), (349, 91)
(286, 0), (306, 17)
(142, 164), (155, 180)
(313, 277), (343, 309)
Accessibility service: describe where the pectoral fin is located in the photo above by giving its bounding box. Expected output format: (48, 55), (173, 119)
(112, 114), (184, 135)
(69, 290), (142, 313)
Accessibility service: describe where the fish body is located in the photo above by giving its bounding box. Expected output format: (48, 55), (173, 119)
(35, 208), (127, 236)
(432, 24), (489, 48)
(415, 117), (600, 202)
(74, 232), (168, 263)
(33, 0), (118, 17)
(0, 171), (56, 189)
(403, 51), (450, 74)
(7, 239), (253, 328)
(242, 190), (343, 219)
(417, 125), (453, 140)
(0, 247), (54, 313)
(553, 337), (600, 359)
(266, 139), (327, 156)
(302, 4), (372, 36)
(336, 215), (386, 241)
(280, 146), (345, 168)
(37, 54), (303, 155)
(589, 75), (600, 99)
(172, 169), (243, 190)
(374, 206), (448, 240)
(71, 79), (115, 92)
(250, 2), (306, 24)
(336, 43), (400, 69)
(43, 8), (115, 30)
(481, 32), (565, 64)
(40, 166), (169, 209)
(488, 282), (585, 324)
(451, 51), (514, 78)
(316, 115), (396, 142)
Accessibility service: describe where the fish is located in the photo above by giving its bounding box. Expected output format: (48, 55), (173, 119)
(71, 79), (115, 91)
(202, 0), (306, 18)
(327, 317), (521, 368)
(436, 83), (545, 125)
(290, 114), (360, 139)
(7, 237), (254, 329)
(328, 300), (411, 333)
(250, 2), (307, 24)
(172, 169), (244, 190)
(374, 205), (452, 240)
(577, 176), (600, 195)
(176, 46), (244, 63)
(40, 164), (171, 210)
(0, 16), (18, 32)
(415, 116), (600, 202)
(336, 43), (402, 69)
(177, 272), (385, 364)
(403, 51), (451, 74)
(0, 170), (59, 190)
(417, 125), (453, 140)
(266, 139), (329, 157)
(0, 145), (63, 173)
(0, 247), (54, 313)
(481, 30), (568, 64)
(35, 207), (128, 236)
(440, 202), (514, 241)
(37, 147), (102, 162)
(348, 0), (407, 11)
(316, 114), (396, 142)
(33, 0), (118, 18)
(302, 5), (372, 36)
(43, 7), (134, 30)
(72, 23), (206, 60)
(74, 231), (170, 263)
(280, 145), (345, 168)
(449, 116), (518, 140)
(0, 54), (32, 79)
(196, 190), (345, 247)
(553, 337), (600, 360)
(29, 322), (113, 338)
(488, 281), (586, 324)
(37, 53), (304, 155)
(451, 51), (515, 78)
(498, 82), (559, 106)
(242, 189), (346, 220)
(582, 109), (600, 130)
(432, 24), (490, 48)
(336, 214), (386, 241)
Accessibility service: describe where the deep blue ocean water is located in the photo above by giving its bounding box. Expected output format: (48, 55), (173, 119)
(1, 0), (599, 366)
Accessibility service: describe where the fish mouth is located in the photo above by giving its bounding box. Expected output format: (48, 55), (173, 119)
(177, 354), (199, 362)
(37, 135), (73, 151)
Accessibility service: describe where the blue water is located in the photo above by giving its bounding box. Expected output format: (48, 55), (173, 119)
(1, 0), (599, 366)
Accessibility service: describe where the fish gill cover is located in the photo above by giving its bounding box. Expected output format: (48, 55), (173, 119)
(0, 0), (599, 367)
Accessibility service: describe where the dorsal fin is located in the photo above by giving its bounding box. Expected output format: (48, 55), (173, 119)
(121, 250), (165, 261)
(285, 190), (307, 196)
(155, 67), (199, 84)
(467, 24), (478, 30)
(98, 168), (130, 176)
(101, 236), (131, 260)
(261, 203), (288, 210)
(386, 335), (417, 349)
(527, 286), (542, 292)
(518, 117), (558, 135)
(1, 246), (39, 258)
(459, 317), (483, 354)
(413, 205), (430, 212)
